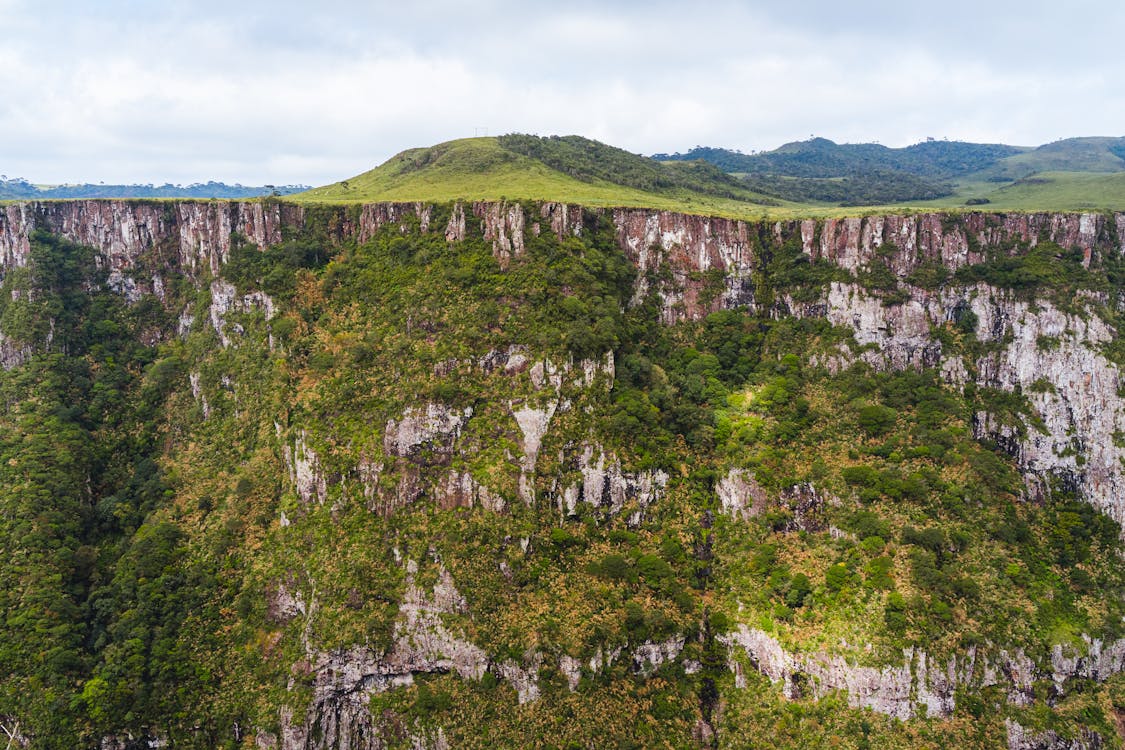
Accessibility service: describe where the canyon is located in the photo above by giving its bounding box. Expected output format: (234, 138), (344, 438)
(1, 198), (1122, 749)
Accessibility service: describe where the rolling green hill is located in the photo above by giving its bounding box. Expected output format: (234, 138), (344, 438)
(967, 137), (1125, 181)
(988, 171), (1125, 209)
(293, 136), (782, 214)
(656, 136), (1125, 210)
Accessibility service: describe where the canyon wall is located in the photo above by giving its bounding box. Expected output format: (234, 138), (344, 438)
(2, 199), (1124, 740)
(2, 200), (1121, 526)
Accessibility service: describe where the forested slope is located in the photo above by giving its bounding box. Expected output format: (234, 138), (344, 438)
(0, 200), (1123, 749)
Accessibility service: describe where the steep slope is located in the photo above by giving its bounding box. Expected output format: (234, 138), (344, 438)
(0, 200), (1124, 749)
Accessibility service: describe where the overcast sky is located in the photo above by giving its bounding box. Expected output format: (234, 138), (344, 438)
(2, 0), (1122, 186)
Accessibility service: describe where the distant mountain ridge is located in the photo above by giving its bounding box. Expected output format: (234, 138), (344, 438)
(0, 178), (309, 200)
(653, 136), (1125, 206)
(653, 138), (1027, 179)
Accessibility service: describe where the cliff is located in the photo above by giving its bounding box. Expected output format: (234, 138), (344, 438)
(1, 199), (1124, 748)
(3, 200), (1121, 524)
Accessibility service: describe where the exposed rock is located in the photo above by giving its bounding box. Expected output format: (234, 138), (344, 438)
(539, 202), (586, 240)
(495, 654), (542, 704)
(357, 202), (431, 244)
(724, 625), (1125, 721)
(512, 400), (557, 504)
(357, 457), (384, 511)
(444, 202), (466, 243)
(778, 483), (829, 533)
(612, 208), (757, 323)
(814, 281), (1125, 529)
(716, 468), (768, 520)
(267, 578), (308, 624)
(189, 372), (210, 418)
(435, 471), (504, 513)
(473, 201), (525, 267)
(0, 203), (34, 270)
(285, 560), (551, 748)
(0, 330), (31, 370)
(285, 431), (327, 505)
(383, 403), (472, 462)
(632, 637), (686, 676)
(98, 734), (166, 750)
(822, 282), (941, 370)
(0, 199), (304, 289)
(526, 354), (613, 392)
(1006, 720), (1105, 750)
(560, 445), (669, 522)
(559, 655), (583, 691)
(209, 279), (275, 347)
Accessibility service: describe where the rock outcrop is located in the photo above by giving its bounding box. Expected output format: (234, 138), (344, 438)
(383, 404), (472, 462)
(724, 625), (1125, 721)
(559, 444), (669, 525)
(811, 281), (1125, 528)
(285, 431), (327, 506)
(1006, 720), (1105, 750)
(281, 562), (495, 750)
(716, 468), (769, 520)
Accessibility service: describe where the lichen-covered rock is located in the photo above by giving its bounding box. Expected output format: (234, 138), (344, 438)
(632, 637), (686, 677)
(435, 471), (504, 513)
(0, 330), (31, 370)
(724, 625), (1125, 720)
(513, 400), (557, 504)
(383, 403), (472, 461)
(716, 468), (768, 520)
(560, 445), (669, 523)
(209, 279), (276, 347)
(285, 431), (327, 505)
(558, 655), (583, 692)
(1005, 720), (1105, 750)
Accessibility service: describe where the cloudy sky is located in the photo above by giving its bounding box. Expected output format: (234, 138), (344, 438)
(2, 0), (1122, 186)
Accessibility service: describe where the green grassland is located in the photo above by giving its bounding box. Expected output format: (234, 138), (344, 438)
(967, 137), (1125, 182)
(293, 136), (791, 217)
(294, 135), (1125, 219)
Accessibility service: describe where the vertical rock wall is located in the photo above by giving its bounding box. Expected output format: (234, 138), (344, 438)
(1, 200), (1122, 521)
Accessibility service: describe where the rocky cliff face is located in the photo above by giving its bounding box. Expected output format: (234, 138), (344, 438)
(724, 624), (1125, 721)
(3, 199), (1124, 744)
(4, 200), (1119, 525)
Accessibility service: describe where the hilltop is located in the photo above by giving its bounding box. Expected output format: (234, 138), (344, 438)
(294, 133), (1125, 217)
(293, 135), (782, 215)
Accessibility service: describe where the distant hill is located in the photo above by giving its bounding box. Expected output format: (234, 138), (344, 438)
(968, 137), (1125, 181)
(654, 137), (1125, 207)
(655, 138), (1025, 180)
(295, 135), (780, 214)
(0, 179), (309, 200)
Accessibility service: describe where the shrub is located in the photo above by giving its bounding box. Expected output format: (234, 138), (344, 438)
(857, 404), (897, 437)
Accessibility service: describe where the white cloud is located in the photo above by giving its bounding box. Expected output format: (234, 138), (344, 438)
(1, 0), (1121, 185)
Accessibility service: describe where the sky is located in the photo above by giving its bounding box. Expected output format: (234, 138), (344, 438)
(1, 0), (1123, 186)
